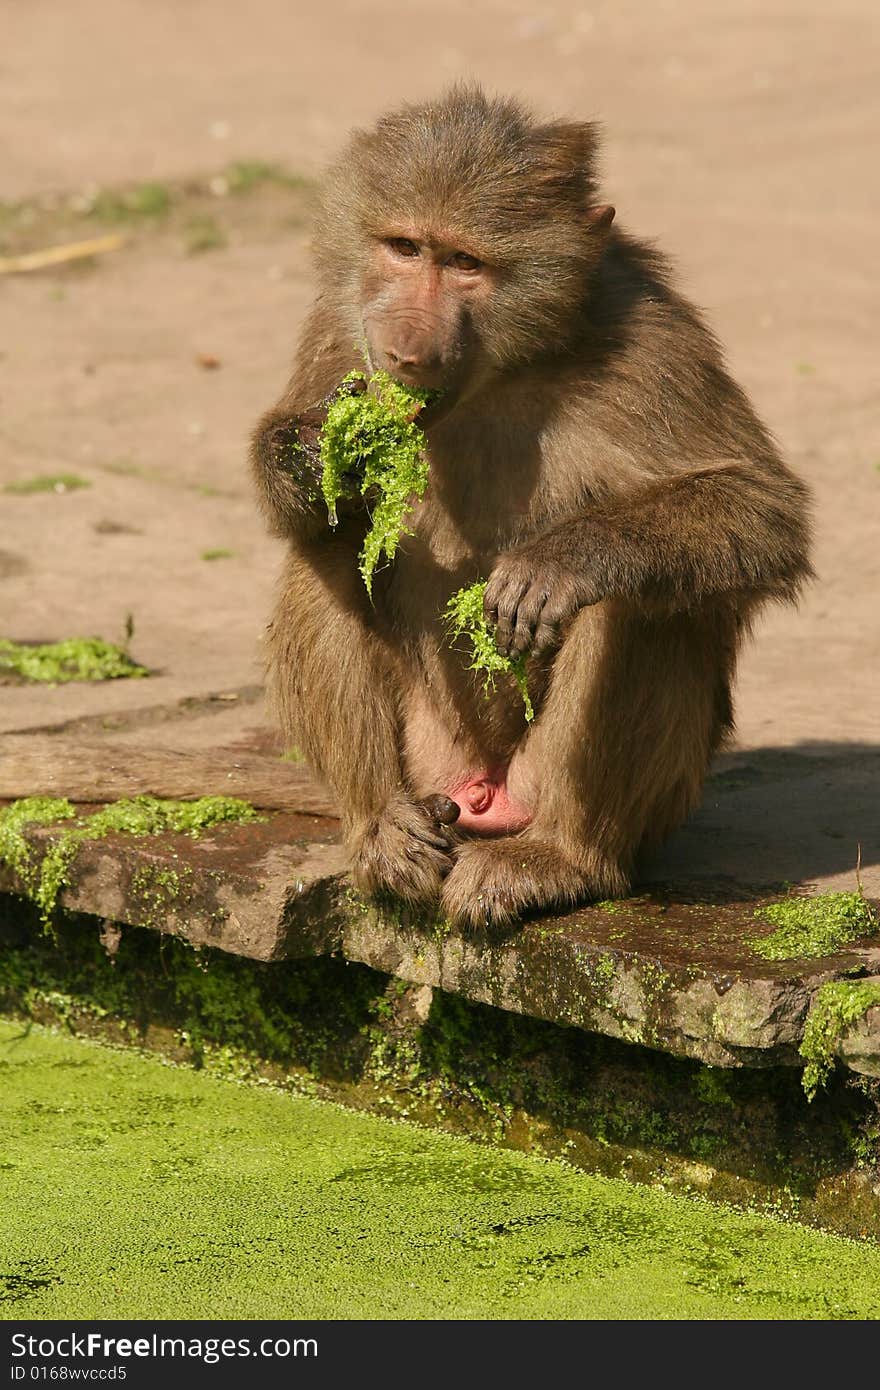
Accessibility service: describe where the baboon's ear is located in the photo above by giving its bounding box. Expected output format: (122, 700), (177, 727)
(531, 120), (600, 187)
(587, 204), (615, 235)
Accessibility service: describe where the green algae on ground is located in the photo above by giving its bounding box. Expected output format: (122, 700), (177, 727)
(800, 978), (880, 1101)
(0, 636), (148, 684)
(87, 181), (171, 221)
(0, 795), (261, 926)
(183, 215), (227, 254)
(3, 473), (90, 495)
(746, 891), (879, 961)
(444, 580), (534, 721)
(3, 1020), (880, 1321)
(223, 159), (307, 194)
(318, 371), (435, 595)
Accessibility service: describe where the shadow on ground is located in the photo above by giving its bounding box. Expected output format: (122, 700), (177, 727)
(645, 742), (880, 898)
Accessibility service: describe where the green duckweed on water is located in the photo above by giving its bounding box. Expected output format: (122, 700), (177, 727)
(444, 580), (534, 721)
(318, 371), (435, 595)
(2, 1019), (880, 1320)
(0, 795), (261, 926)
(0, 636), (148, 684)
(746, 890), (879, 961)
(800, 978), (880, 1101)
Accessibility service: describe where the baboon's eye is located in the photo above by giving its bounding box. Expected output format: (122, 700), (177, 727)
(387, 238), (420, 258)
(449, 251), (482, 272)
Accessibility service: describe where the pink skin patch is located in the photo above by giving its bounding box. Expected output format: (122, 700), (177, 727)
(445, 770), (532, 835)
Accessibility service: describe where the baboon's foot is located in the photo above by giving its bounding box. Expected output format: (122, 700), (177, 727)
(349, 794), (459, 905)
(441, 836), (626, 930)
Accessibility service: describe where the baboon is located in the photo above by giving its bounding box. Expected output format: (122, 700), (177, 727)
(251, 86), (812, 928)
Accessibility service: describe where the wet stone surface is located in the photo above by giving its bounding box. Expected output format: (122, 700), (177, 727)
(1, 802), (878, 1071)
(344, 898), (880, 1069)
(0, 812), (348, 961)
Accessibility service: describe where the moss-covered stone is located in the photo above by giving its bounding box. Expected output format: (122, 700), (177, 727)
(129, 863), (197, 934)
(0, 795), (261, 926)
(746, 891), (879, 961)
(3, 898), (880, 1239)
(801, 979), (880, 1100)
(0, 799), (78, 885)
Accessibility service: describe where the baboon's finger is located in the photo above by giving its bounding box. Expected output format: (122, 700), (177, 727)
(409, 823), (456, 852)
(417, 793), (461, 825)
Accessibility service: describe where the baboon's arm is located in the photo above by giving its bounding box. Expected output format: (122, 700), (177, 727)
(250, 300), (364, 542)
(485, 458), (813, 657)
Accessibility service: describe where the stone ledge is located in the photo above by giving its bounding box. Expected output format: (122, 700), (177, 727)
(838, 1008), (880, 1079)
(344, 900), (880, 1070)
(0, 811), (348, 961)
(2, 809), (879, 1071)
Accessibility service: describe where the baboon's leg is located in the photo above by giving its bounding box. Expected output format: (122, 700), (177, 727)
(442, 604), (731, 928)
(269, 547), (456, 903)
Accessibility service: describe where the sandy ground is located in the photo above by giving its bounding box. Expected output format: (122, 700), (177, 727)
(1, 0), (878, 892)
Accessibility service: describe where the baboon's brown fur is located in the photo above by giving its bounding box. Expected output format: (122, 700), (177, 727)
(251, 85), (813, 929)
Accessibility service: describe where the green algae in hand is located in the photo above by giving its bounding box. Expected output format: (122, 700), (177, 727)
(0, 794), (261, 926)
(746, 891), (879, 962)
(318, 371), (435, 595)
(444, 580), (534, 722)
(0, 636), (148, 684)
(800, 978), (880, 1100)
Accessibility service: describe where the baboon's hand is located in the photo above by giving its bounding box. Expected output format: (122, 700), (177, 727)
(265, 377), (369, 497)
(260, 413), (324, 497)
(291, 375), (367, 494)
(484, 545), (605, 658)
(348, 795), (458, 906)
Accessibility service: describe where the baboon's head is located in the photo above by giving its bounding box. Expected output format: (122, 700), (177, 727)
(314, 85), (614, 399)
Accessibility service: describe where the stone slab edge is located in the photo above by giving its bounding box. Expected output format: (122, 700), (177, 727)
(342, 907), (880, 1070)
(2, 819), (879, 1073)
(0, 820), (349, 961)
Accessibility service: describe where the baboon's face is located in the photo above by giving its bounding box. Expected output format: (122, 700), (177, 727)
(360, 232), (493, 394)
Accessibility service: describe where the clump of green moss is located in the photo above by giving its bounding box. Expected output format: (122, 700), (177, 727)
(444, 580), (534, 721)
(0, 799), (78, 883)
(318, 371), (436, 595)
(0, 637), (148, 684)
(800, 978), (880, 1100)
(746, 891), (878, 961)
(0, 794), (261, 926)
